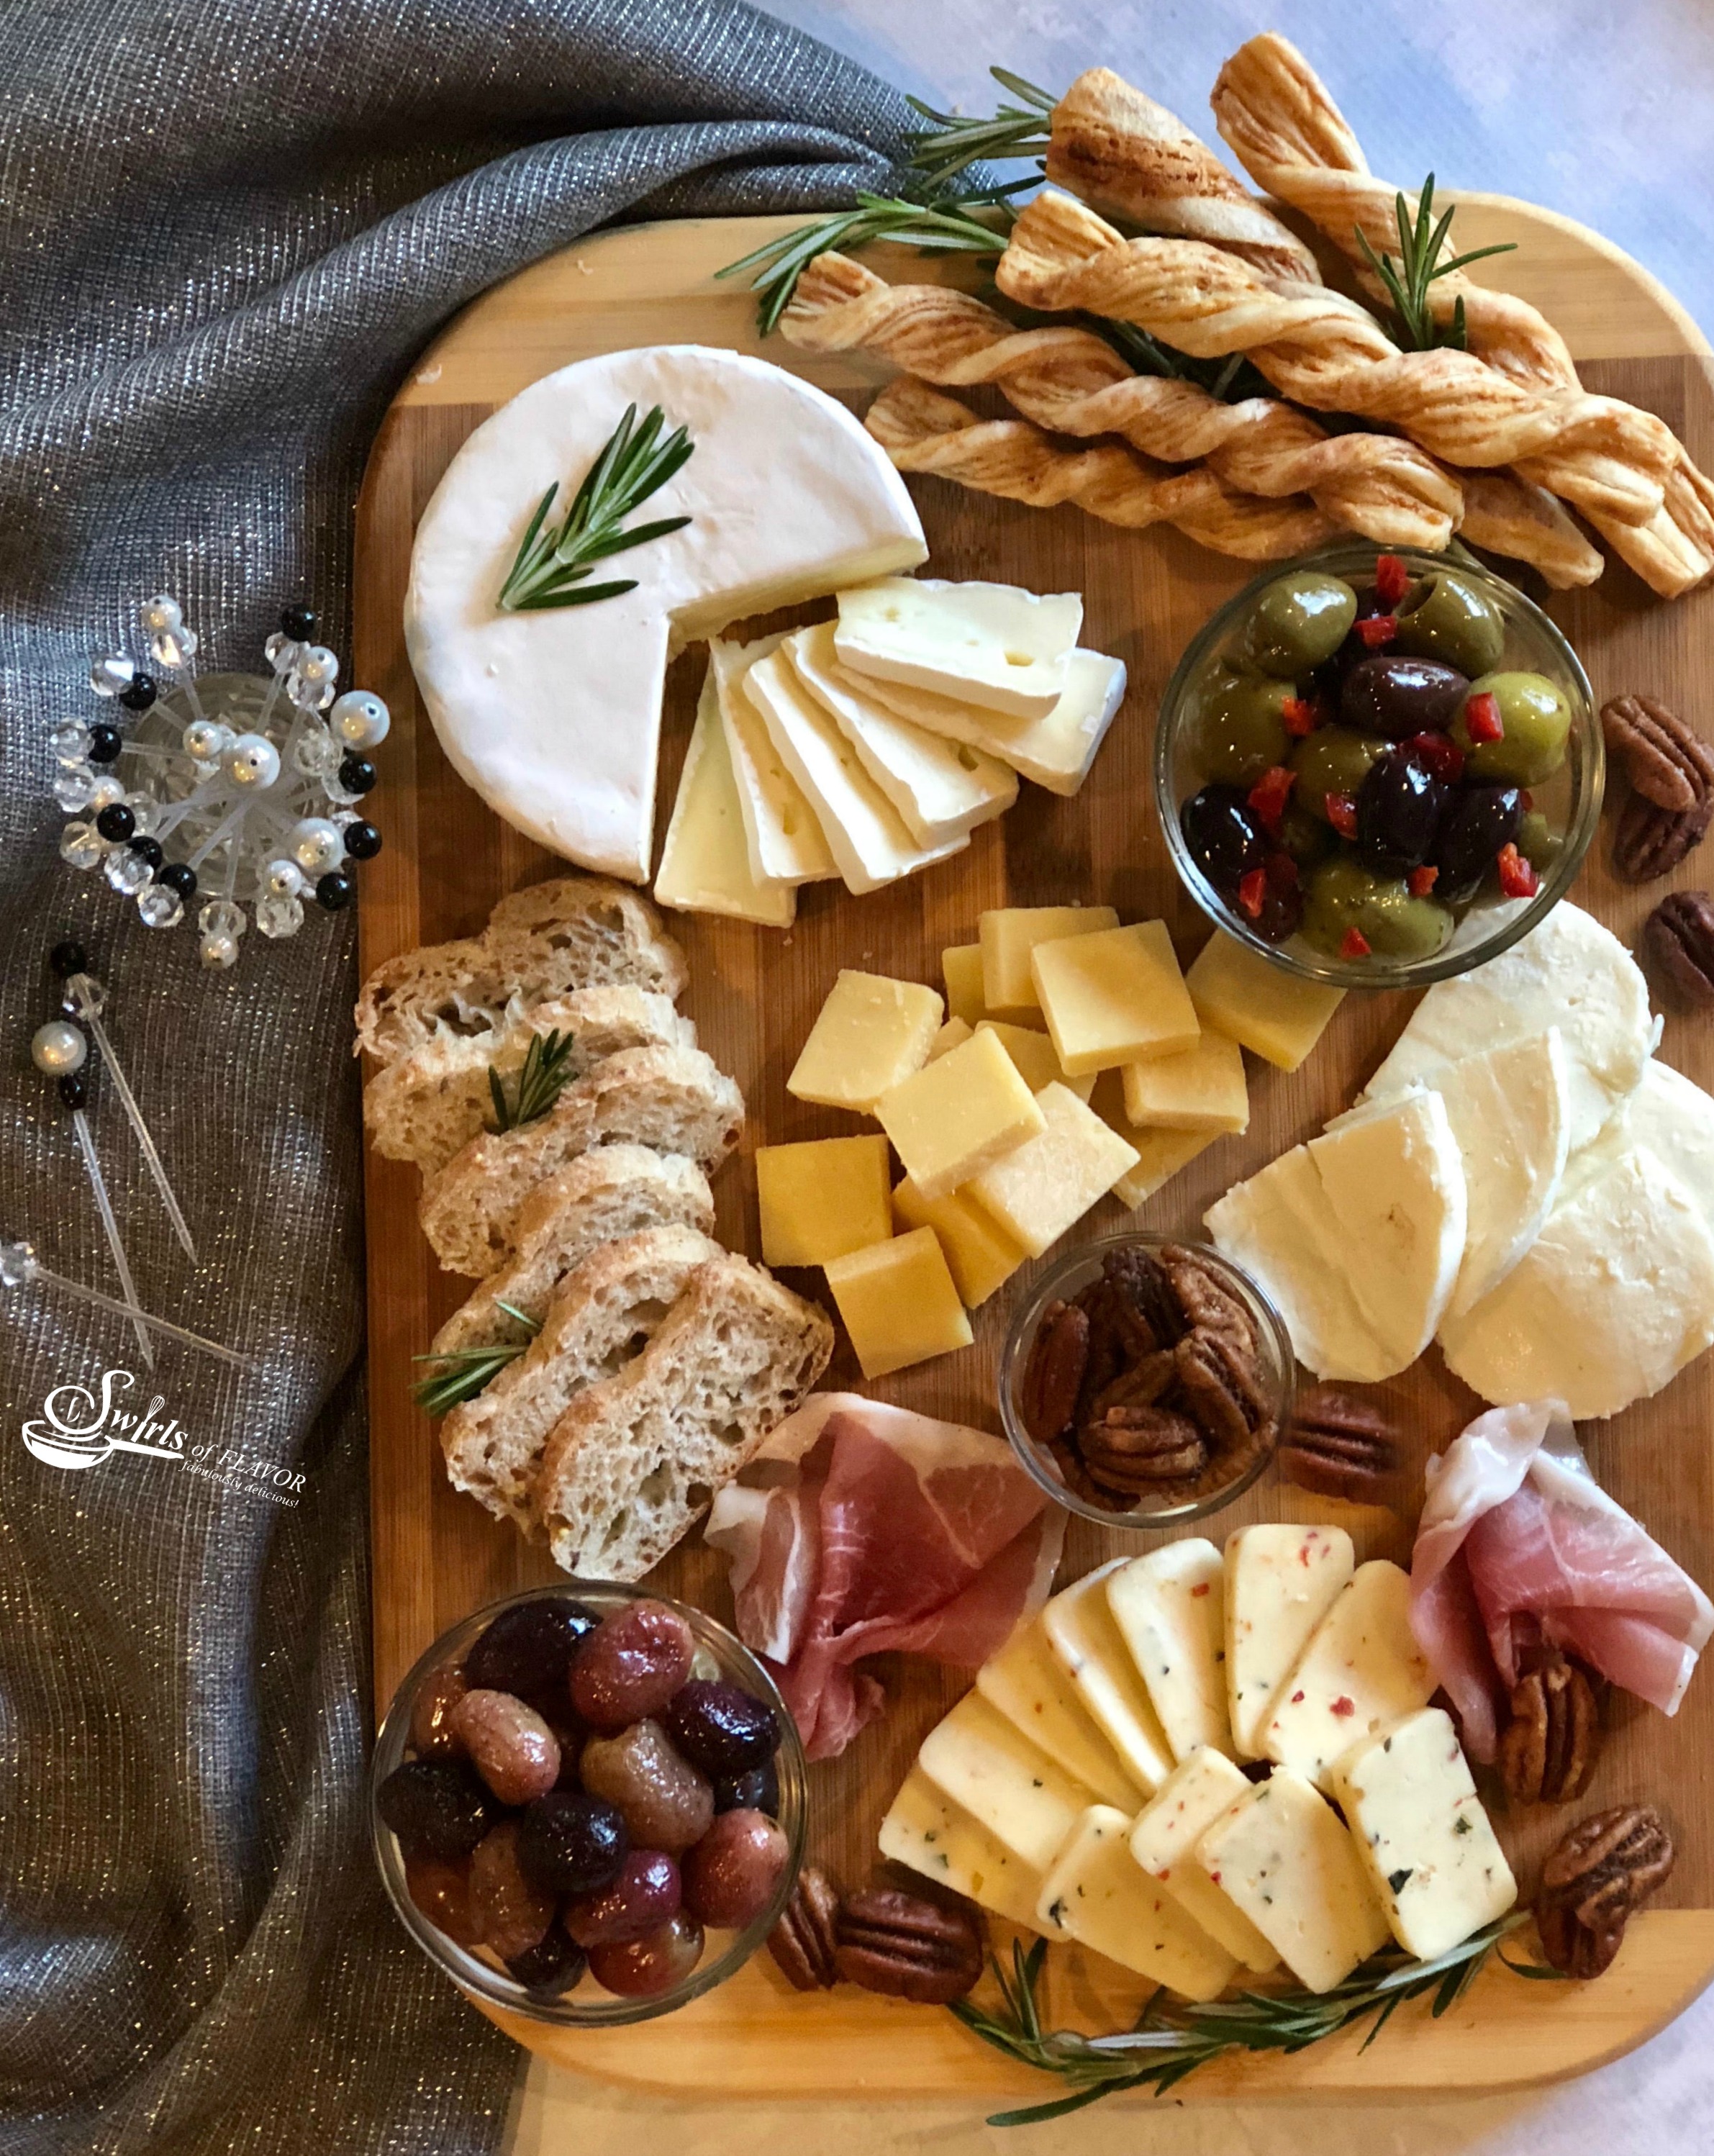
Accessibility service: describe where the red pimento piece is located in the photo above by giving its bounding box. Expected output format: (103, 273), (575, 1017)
(1405, 730), (1464, 783)
(1520, 789), (1534, 811)
(1238, 866), (1268, 920)
(1325, 791), (1358, 839)
(1247, 764), (1295, 833)
(1282, 695), (1318, 738)
(1355, 613), (1397, 649)
(1408, 864), (1439, 897)
(1374, 553), (1410, 606)
(1266, 850), (1299, 892)
(1497, 842), (1539, 899)
(1330, 1695), (1357, 1717)
(1463, 690), (1504, 743)
(1339, 927), (1372, 960)
(1191, 1582), (1210, 1598)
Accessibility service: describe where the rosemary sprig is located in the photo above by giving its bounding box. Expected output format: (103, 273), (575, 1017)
(487, 1030), (576, 1133)
(1354, 174), (1517, 353)
(904, 68), (1056, 187)
(953, 1916), (1546, 2126)
(411, 1300), (540, 1416)
(497, 403), (693, 612)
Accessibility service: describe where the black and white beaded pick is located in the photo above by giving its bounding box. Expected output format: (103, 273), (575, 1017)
(53, 596), (387, 969)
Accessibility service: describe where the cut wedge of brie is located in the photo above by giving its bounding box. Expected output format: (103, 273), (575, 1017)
(653, 670), (795, 925)
(835, 577), (1081, 717)
(707, 634), (837, 889)
(849, 649), (1127, 795)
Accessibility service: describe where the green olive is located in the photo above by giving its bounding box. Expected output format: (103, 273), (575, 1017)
(1392, 571), (1507, 678)
(1451, 671), (1572, 785)
(1289, 729), (1389, 820)
(1240, 571), (1359, 679)
(1186, 669), (1294, 784)
(1516, 807), (1564, 872)
(1274, 800), (1336, 871)
(1302, 856), (1454, 961)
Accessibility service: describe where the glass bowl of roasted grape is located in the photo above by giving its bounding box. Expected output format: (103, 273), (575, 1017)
(1154, 543), (1601, 988)
(371, 1584), (806, 2026)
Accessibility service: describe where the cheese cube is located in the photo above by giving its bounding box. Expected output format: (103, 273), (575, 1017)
(1129, 1750), (1281, 1972)
(1106, 1541), (1233, 1764)
(874, 1027), (1045, 1202)
(835, 577), (1082, 719)
(1092, 1073), (1218, 1209)
(879, 1767), (1061, 1934)
(1195, 1769), (1390, 1993)
(1333, 1708), (1517, 1960)
(1037, 1806), (1235, 2000)
(966, 1083), (1138, 1259)
(1225, 1525), (1356, 1759)
(654, 672), (797, 925)
(915, 1690), (1095, 1872)
(976, 1617), (1146, 1811)
(942, 943), (991, 1028)
(980, 905), (1118, 1016)
(927, 1017), (974, 1061)
(976, 1019), (1096, 1102)
(1260, 1560), (1434, 1790)
(787, 969), (943, 1114)
(755, 1135), (892, 1268)
(822, 1226), (971, 1378)
(1121, 1031), (1248, 1134)
(1041, 1564), (1175, 1793)
(708, 633), (837, 887)
(856, 648), (1127, 796)
(1032, 921), (1200, 1076)
(1186, 931), (1344, 1072)
(892, 1176), (1026, 1308)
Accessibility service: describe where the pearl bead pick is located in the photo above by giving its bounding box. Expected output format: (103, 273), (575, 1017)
(289, 817), (345, 876)
(89, 653), (135, 697)
(262, 857), (305, 900)
(31, 1020), (87, 1077)
(141, 594), (183, 635)
(199, 931), (240, 971)
(183, 718), (228, 761)
(331, 689), (390, 749)
(224, 733), (281, 789)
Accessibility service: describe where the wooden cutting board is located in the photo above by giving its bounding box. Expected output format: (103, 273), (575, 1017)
(353, 204), (1714, 2101)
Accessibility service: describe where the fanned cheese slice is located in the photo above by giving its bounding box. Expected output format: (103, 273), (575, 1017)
(879, 1767), (1064, 1934)
(707, 635), (836, 888)
(406, 345), (925, 881)
(653, 670), (794, 925)
(851, 649), (1127, 795)
(1433, 1031), (1571, 1318)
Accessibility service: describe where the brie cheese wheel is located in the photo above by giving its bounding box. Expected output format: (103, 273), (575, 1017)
(853, 648), (1126, 795)
(707, 635), (835, 887)
(405, 345), (925, 881)
(834, 577), (1081, 717)
(653, 669), (795, 925)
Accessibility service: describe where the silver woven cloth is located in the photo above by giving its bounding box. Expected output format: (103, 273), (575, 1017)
(0, 5), (908, 2147)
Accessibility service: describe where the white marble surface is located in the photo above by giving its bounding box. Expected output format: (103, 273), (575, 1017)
(509, 3), (1714, 2147)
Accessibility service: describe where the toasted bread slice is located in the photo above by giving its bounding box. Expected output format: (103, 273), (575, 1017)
(355, 876), (687, 1065)
(420, 1044), (745, 1277)
(532, 1256), (834, 1582)
(440, 1226), (723, 1531)
(364, 986), (695, 1176)
(432, 1148), (716, 1356)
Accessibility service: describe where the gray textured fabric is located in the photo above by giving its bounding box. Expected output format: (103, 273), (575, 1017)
(0, 6), (908, 2150)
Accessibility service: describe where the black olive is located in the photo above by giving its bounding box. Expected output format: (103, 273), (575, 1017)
(1341, 655), (1469, 738)
(1179, 784), (1265, 895)
(1356, 750), (1450, 877)
(1433, 784), (1524, 904)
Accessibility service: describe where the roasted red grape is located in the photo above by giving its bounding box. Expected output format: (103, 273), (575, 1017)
(468, 1820), (556, 1962)
(378, 1759), (492, 1861)
(450, 1689), (561, 1806)
(408, 1662), (468, 1757)
(712, 1760), (779, 1817)
(587, 1911), (704, 1998)
(564, 1850), (682, 1948)
(580, 1720), (714, 1855)
(465, 1598), (601, 1707)
(681, 1810), (790, 1930)
(661, 1682), (779, 1782)
(505, 1921), (588, 1997)
(404, 1855), (482, 1949)
(569, 1602), (695, 1730)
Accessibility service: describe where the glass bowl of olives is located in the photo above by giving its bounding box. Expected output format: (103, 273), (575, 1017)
(1155, 543), (1601, 987)
(371, 1582), (807, 2026)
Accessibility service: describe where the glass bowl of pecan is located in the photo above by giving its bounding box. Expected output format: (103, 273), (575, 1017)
(1000, 1233), (1293, 1527)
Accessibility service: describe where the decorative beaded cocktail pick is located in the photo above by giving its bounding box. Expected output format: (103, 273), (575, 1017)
(0, 1241), (251, 1368)
(48, 939), (196, 1262)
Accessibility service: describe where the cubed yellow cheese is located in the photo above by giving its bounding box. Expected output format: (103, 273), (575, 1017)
(874, 1027), (1045, 1202)
(976, 1018), (1096, 1103)
(1036, 1806), (1236, 2000)
(878, 1767), (1061, 1934)
(892, 1176), (1026, 1308)
(966, 1082), (1138, 1258)
(1128, 1749), (1281, 1972)
(1186, 931), (1344, 1073)
(976, 1616), (1146, 1811)
(787, 969), (944, 1113)
(942, 943), (992, 1028)
(927, 1016), (974, 1061)
(755, 1135), (893, 1268)
(1121, 1030), (1248, 1133)
(1092, 1074), (1218, 1210)
(822, 1226), (972, 1377)
(1259, 1560), (1434, 1791)
(979, 904), (1118, 1015)
(1031, 920), (1200, 1075)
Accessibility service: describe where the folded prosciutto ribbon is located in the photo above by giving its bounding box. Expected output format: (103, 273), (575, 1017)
(704, 1395), (1065, 1760)
(1410, 1399), (1713, 1762)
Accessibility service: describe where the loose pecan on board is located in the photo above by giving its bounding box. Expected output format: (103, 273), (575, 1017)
(1536, 1806), (1675, 1978)
(833, 1885), (984, 2003)
(767, 1862), (842, 1990)
(1640, 890), (1714, 1012)
(1601, 693), (1714, 813)
(1280, 1389), (1399, 1501)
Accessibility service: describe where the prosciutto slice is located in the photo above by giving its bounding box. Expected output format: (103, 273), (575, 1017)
(1410, 1398), (1713, 1760)
(704, 1394), (1064, 1760)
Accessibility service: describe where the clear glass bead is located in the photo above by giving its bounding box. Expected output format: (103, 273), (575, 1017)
(331, 690), (389, 749)
(142, 594), (182, 635)
(183, 719), (229, 761)
(53, 765), (95, 812)
(62, 971), (104, 1019)
(263, 630), (297, 673)
(59, 820), (105, 870)
(289, 817), (344, 874)
(137, 883), (185, 929)
(255, 890), (304, 939)
(287, 669), (336, 713)
(198, 898), (246, 938)
(87, 774), (125, 813)
(104, 848), (153, 896)
(328, 807), (360, 830)
(289, 725), (342, 778)
(321, 769), (363, 807)
(89, 653), (135, 697)
(50, 719), (92, 763)
(0, 1240), (39, 1287)
(199, 930), (240, 971)
(262, 857), (304, 900)
(149, 624), (197, 669)
(125, 794), (158, 835)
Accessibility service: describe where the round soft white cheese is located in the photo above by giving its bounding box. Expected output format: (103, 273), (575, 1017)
(405, 346), (926, 882)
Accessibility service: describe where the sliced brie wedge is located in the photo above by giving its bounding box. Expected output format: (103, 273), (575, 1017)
(653, 669), (795, 925)
(707, 635), (836, 888)
(848, 649), (1127, 795)
(835, 577), (1080, 717)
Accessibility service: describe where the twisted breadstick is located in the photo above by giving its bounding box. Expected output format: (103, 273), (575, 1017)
(864, 376), (1336, 558)
(1455, 474), (1603, 590)
(1044, 65), (1321, 285)
(782, 252), (1460, 549)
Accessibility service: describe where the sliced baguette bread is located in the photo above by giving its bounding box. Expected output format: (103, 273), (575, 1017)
(355, 876), (687, 1065)
(420, 1043), (745, 1277)
(364, 985), (696, 1175)
(533, 1256), (834, 1582)
(432, 1147), (716, 1356)
(440, 1226), (723, 1531)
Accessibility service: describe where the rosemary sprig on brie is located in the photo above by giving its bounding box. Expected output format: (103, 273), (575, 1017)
(497, 402), (693, 612)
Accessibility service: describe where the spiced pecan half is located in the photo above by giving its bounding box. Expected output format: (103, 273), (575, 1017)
(1537, 1806), (1675, 1979)
(1019, 1300), (1089, 1444)
(1079, 1403), (1208, 1495)
(1640, 890), (1714, 1013)
(1601, 694), (1714, 814)
(1613, 791), (1712, 883)
(767, 1862), (842, 1990)
(1497, 1653), (1601, 1806)
(1088, 1348), (1178, 1418)
(1161, 1244), (1257, 1359)
(1174, 1328), (1265, 1450)
(1281, 1388), (1398, 1500)
(1097, 1244), (1184, 1351)
(834, 1885), (984, 2004)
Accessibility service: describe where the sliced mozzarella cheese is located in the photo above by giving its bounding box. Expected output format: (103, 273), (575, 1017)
(1035, 1805), (1236, 2000)
(1359, 903), (1658, 1154)
(1128, 1748), (1280, 1971)
(1105, 1541), (1233, 1764)
(1434, 1031), (1570, 1317)
(407, 345), (925, 881)
(1564, 1058), (1714, 1234)
(743, 646), (969, 894)
(915, 1690), (1094, 1873)
(1260, 1560), (1434, 1791)
(1224, 1524), (1356, 1759)
(1041, 1563), (1176, 1794)
(708, 634), (836, 887)
(976, 1617), (1146, 1811)
(1439, 1141), (1714, 1419)
(783, 622), (1017, 844)
(853, 648), (1126, 795)
(879, 1766), (1064, 1934)
(835, 577), (1081, 717)
(653, 669), (795, 925)
(1306, 1091), (1466, 1372)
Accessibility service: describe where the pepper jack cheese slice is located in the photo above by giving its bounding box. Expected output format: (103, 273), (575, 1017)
(1105, 1541), (1233, 1763)
(407, 346), (925, 882)
(879, 1767), (1064, 1934)
(1129, 1749), (1280, 1971)
(976, 1616), (1146, 1812)
(1224, 1524), (1355, 1759)
(1036, 1806), (1236, 2000)
(653, 671), (796, 925)
(1260, 1560), (1433, 1790)
(1041, 1563), (1176, 1794)
(835, 577), (1082, 718)
(915, 1690), (1096, 1873)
